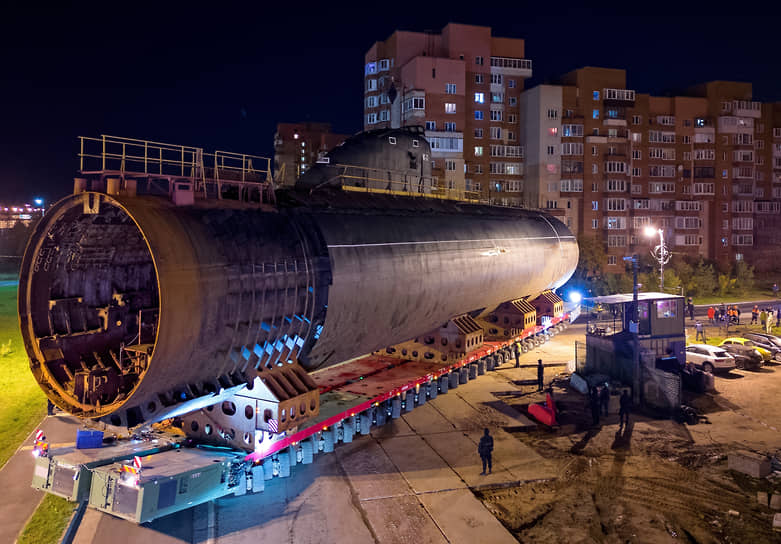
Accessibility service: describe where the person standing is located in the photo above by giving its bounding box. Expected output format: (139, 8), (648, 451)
(752, 305), (759, 324)
(735, 306), (741, 325)
(767, 309), (774, 334)
(774, 282), (779, 298)
(707, 306), (715, 325)
(537, 359), (544, 391)
(478, 428), (493, 475)
(761, 309), (767, 329)
(599, 382), (610, 417)
(695, 321), (705, 342)
(590, 387), (601, 426)
(776, 304), (781, 327)
(514, 343), (520, 368)
(688, 301), (695, 321)
(619, 390), (632, 428)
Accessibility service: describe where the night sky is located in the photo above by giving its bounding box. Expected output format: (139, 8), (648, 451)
(1, 4), (779, 203)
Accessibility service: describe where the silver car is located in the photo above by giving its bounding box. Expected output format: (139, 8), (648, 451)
(685, 344), (736, 374)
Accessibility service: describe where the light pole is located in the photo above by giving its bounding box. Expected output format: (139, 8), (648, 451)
(644, 226), (670, 292)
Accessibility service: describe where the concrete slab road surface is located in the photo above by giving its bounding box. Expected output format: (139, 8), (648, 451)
(40, 326), (579, 544)
(209, 354), (567, 544)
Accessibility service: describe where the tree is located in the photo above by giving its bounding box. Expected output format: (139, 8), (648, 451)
(734, 260), (755, 291)
(575, 235), (606, 282)
(603, 271), (635, 294)
(690, 259), (718, 297)
(718, 274), (736, 296)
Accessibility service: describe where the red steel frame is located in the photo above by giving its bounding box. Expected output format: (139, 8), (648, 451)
(246, 313), (569, 462)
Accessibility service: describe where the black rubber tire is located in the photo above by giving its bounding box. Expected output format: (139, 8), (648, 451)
(703, 362), (714, 374)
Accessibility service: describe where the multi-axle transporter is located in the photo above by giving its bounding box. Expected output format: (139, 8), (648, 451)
(23, 129), (578, 522)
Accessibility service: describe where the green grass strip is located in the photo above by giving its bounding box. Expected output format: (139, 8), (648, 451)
(0, 284), (46, 469)
(17, 494), (76, 544)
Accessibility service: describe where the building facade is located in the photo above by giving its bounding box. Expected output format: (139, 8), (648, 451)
(363, 23), (531, 204)
(273, 123), (350, 186)
(521, 67), (781, 271)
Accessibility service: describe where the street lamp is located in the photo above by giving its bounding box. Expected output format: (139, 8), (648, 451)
(644, 226), (670, 292)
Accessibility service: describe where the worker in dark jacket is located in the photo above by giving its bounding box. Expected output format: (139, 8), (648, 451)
(619, 390), (632, 428)
(478, 428), (493, 475)
(590, 387), (601, 426)
(599, 382), (610, 416)
(537, 359), (544, 391)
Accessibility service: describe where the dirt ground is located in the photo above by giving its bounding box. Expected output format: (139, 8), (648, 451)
(477, 358), (781, 543)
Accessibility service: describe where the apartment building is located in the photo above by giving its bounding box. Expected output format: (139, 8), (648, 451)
(521, 67), (781, 271)
(273, 123), (350, 186)
(363, 23), (531, 204)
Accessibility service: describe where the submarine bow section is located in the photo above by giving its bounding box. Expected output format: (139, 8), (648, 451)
(19, 192), (577, 426)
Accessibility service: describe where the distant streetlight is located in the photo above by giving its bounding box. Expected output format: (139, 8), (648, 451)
(34, 198), (43, 207)
(644, 226), (670, 292)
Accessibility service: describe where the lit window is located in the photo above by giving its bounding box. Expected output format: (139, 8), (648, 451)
(445, 103), (456, 114)
(474, 92), (485, 103)
(475, 111), (484, 120)
(592, 109), (599, 119)
(593, 91), (599, 100)
(549, 127), (558, 136)
(474, 146), (484, 157)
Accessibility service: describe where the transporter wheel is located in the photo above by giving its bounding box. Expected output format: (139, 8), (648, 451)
(521, 343), (529, 353)
(702, 362), (715, 375)
(301, 438), (314, 464)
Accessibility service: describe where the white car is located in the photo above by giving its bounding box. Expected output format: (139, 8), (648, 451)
(685, 344), (736, 374)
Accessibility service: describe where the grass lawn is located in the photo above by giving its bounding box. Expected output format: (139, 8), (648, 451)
(692, 289), (780, 306)
(17, 494), (75, 544)
(686, 320), (781, 347)
(0, 283), (46, 469)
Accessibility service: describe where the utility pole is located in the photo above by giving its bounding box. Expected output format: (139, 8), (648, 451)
(624, 254), (641, 406)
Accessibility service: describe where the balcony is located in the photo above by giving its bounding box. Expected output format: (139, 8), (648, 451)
(489, 56), (532, 78)
(603, 88), (636, 105)
(718, 116), (754, 134)
(732, 100), (762, 119)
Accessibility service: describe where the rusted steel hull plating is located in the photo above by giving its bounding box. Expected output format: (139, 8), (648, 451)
(19, 191), (577, 428)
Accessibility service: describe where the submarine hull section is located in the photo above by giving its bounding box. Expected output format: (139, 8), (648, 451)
(303, 206), (576, 369)
(19, 192), (577, 425)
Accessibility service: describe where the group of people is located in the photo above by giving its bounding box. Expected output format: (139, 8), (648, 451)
(706, 304), (742, 325)
(750, 305), (781, 333)
(589, 383), (631, 428)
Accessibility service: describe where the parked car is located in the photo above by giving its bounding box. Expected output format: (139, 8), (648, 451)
(744, 331), (781, 351)
(738, 332), (781, 361)
(717, 342), (764, 370)
(720, 337), (773, 362)
(685, 344), (736, 374)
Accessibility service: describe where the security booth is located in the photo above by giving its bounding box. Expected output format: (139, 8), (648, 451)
(581, 292), (685, 413)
